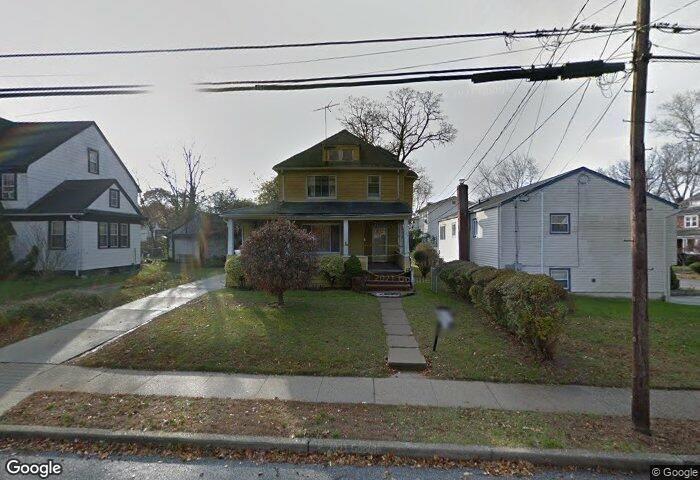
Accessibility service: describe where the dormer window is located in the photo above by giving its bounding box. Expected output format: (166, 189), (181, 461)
(88, 148), (99, 174)
(325, 146), (358, 162)
(109, 188), (120, 208)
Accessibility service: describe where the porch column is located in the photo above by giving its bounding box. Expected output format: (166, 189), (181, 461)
(402, 219), (410, 256)
(226, 219), (234, 255)
(343, 219), (349, 256)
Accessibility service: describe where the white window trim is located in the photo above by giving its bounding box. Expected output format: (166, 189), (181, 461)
(550, 213), (571, 234)
(305, 175), (337, 200)
(549, 268), (571, 291)
(684, 215), (699, 228)
(439, 224), (446, 240)
(88, 148), (99, 174)
(367, 175), (381, 200)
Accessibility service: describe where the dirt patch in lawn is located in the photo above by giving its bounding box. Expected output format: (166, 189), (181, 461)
(3, 392), (697, 455)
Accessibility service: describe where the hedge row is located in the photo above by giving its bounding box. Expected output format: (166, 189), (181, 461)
(439, 261), (568, 360)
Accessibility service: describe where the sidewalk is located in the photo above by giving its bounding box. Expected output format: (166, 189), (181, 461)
(2, 364), (698, 420)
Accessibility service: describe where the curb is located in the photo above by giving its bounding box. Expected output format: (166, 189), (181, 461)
(0, 425), (697, 472)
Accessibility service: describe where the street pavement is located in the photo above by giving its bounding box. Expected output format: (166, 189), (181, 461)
(0, 451), (646, 479)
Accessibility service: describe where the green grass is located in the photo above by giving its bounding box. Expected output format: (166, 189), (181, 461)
(404, 284), (700, 389)
(0, 264), (222, 347)
(78, 289), (390, 377)
(0, 272), (131, 304)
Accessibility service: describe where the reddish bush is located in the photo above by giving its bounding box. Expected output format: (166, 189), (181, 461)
(240, 218), (318, 306)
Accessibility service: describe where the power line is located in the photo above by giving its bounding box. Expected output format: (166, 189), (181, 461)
(650, 54), (700, 61)
(0, 89), (148, 99)
(0, 25), (640, 60)
(652, 43), (699, 55)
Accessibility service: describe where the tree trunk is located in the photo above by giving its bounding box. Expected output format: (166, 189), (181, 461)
(277, 291), (285, 306)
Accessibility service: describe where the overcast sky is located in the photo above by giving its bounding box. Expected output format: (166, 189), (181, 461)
(1, 0), (698, 202)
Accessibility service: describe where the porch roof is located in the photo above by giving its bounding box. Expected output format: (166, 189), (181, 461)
(221, 201), (411, 220)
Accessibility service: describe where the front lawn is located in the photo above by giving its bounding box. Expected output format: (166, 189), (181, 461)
(404, 284), (700, 389)
(3, 391), (697, 455)
(0, 263), (222, 348)
(77, 289), (390, 377)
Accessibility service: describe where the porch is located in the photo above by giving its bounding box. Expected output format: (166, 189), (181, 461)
(226, 217), (411, 272)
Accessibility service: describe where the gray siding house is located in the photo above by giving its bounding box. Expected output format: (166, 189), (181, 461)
(169, 212), (227, 264)
(0, 117), (143, 273)
(413, 196), (457, 245)
(464, 167), (677, 299)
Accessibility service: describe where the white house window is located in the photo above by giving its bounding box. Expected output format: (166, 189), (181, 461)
(109, 223), (119, 248)
(302, 224), (340, 252)
(98, 223), (108, 248)
(471, 217), (480, 238)
(109, 188), (120, 208)
(48, 220), (66, 250)
(88, 148), (99, 174)
(1, 173), (17, 200)
(439, 225), (446, 240)
(451, 222), (457, 237)
(119, 223), (130, 248)
(307, 175), (336, 198)
(685, 215), (699, 228)
(549, 268), (571, 291)
(550, 213), (570, 234)
(367, 175), (381, 200)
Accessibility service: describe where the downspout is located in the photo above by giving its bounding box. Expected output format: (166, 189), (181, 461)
(540, 190), (544, 273)
(69, 214), (81, 277)
(514, 201), (520, 269)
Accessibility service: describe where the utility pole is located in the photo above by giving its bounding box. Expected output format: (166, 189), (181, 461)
(629, 0), (651, 435)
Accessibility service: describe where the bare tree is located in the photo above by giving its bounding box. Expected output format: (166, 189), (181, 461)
(653, 90), (700, 145)
(339, 88), (455, 209)
(25, 224), (72, 274)
(474, 154), (540, 198)
(157, 146), (207, 221)
(655, 142), (699, 202)
(598, 155), (666, 198)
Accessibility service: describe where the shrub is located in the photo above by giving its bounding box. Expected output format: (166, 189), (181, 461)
(498, 272), (567, 360)
(122, 260), (170, 288)
(319, 255), (345, 287)
(0, 220), (13, 279)
(225, 255), (245, 288)
(240, 218), (318, 306)
(467, 266), (499, 306)
(412, 242), (439, 278)
(670, 267), (680, 290)
(690, 262), (700, 274)
(12, 246), (39, 277)
(344, 255), (363, 280)
(481, 269), (518, 322)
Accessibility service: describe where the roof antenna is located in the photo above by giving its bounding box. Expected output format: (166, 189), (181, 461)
(313, 101), (339, 141)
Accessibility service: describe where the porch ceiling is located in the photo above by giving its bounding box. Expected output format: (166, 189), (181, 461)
(222, 201), (412, 220)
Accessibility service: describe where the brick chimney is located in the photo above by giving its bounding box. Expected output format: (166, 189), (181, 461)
(457, 182), (470, 261)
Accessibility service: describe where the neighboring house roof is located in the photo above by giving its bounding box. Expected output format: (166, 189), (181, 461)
(678, 205), (700, 216)
(0, 117), (141, 192)
(469, 166), (678, 213)
(415, 196), (457, 215)
(222, 201), (412, 219)
(2, 179), (143, 220)
(171, 212), (227, 238)
(272, 129), (416, 174)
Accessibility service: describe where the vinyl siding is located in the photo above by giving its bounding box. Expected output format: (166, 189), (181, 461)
(495, 172), (676, 298)
(79, 221), (140, 271)
(87, 183), (139, 214)
(438, 217), (459, 262)
(469, 207), (499, 267)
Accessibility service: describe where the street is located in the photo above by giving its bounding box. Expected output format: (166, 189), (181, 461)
(0, 452), (645, 480)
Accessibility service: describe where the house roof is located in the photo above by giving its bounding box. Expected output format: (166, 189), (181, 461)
(415, 195), (457, 215)
(3, 179), (143, 219)
(0, 117), (141, 192)
(222, 201), (412, 219)
(678, 205), (700, 216)
(171, 211), (227, 237)
(272, 129), (416, 174)
(469, 166), (678, 213)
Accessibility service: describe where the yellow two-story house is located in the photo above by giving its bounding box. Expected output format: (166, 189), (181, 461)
(221, 130), (417, 272)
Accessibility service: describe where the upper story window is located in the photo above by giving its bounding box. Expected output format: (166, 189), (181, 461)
(439, 225), (446, 240)
(109, 188), (120, 208)
(88, 148), (99, 174)
(685, 215), (699, 228)
(550, 213), (570, 234)
(307, 175), (336, 199)
(48, 220), (66, 250)
(325, 146), (358, 162)
(367, 175), (381, 200)
(1, 173), (17, 200)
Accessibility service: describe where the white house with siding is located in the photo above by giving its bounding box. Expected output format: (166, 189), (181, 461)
(439, 167), (678, 299)
(0, 117), (143, 273)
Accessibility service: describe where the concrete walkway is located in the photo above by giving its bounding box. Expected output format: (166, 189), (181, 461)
(0, 275), (224, 365)
(380, 297), (427, 370)
(1, 365), (698, 420)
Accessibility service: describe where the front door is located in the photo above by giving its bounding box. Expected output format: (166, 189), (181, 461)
(372, 224), (388, 259)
